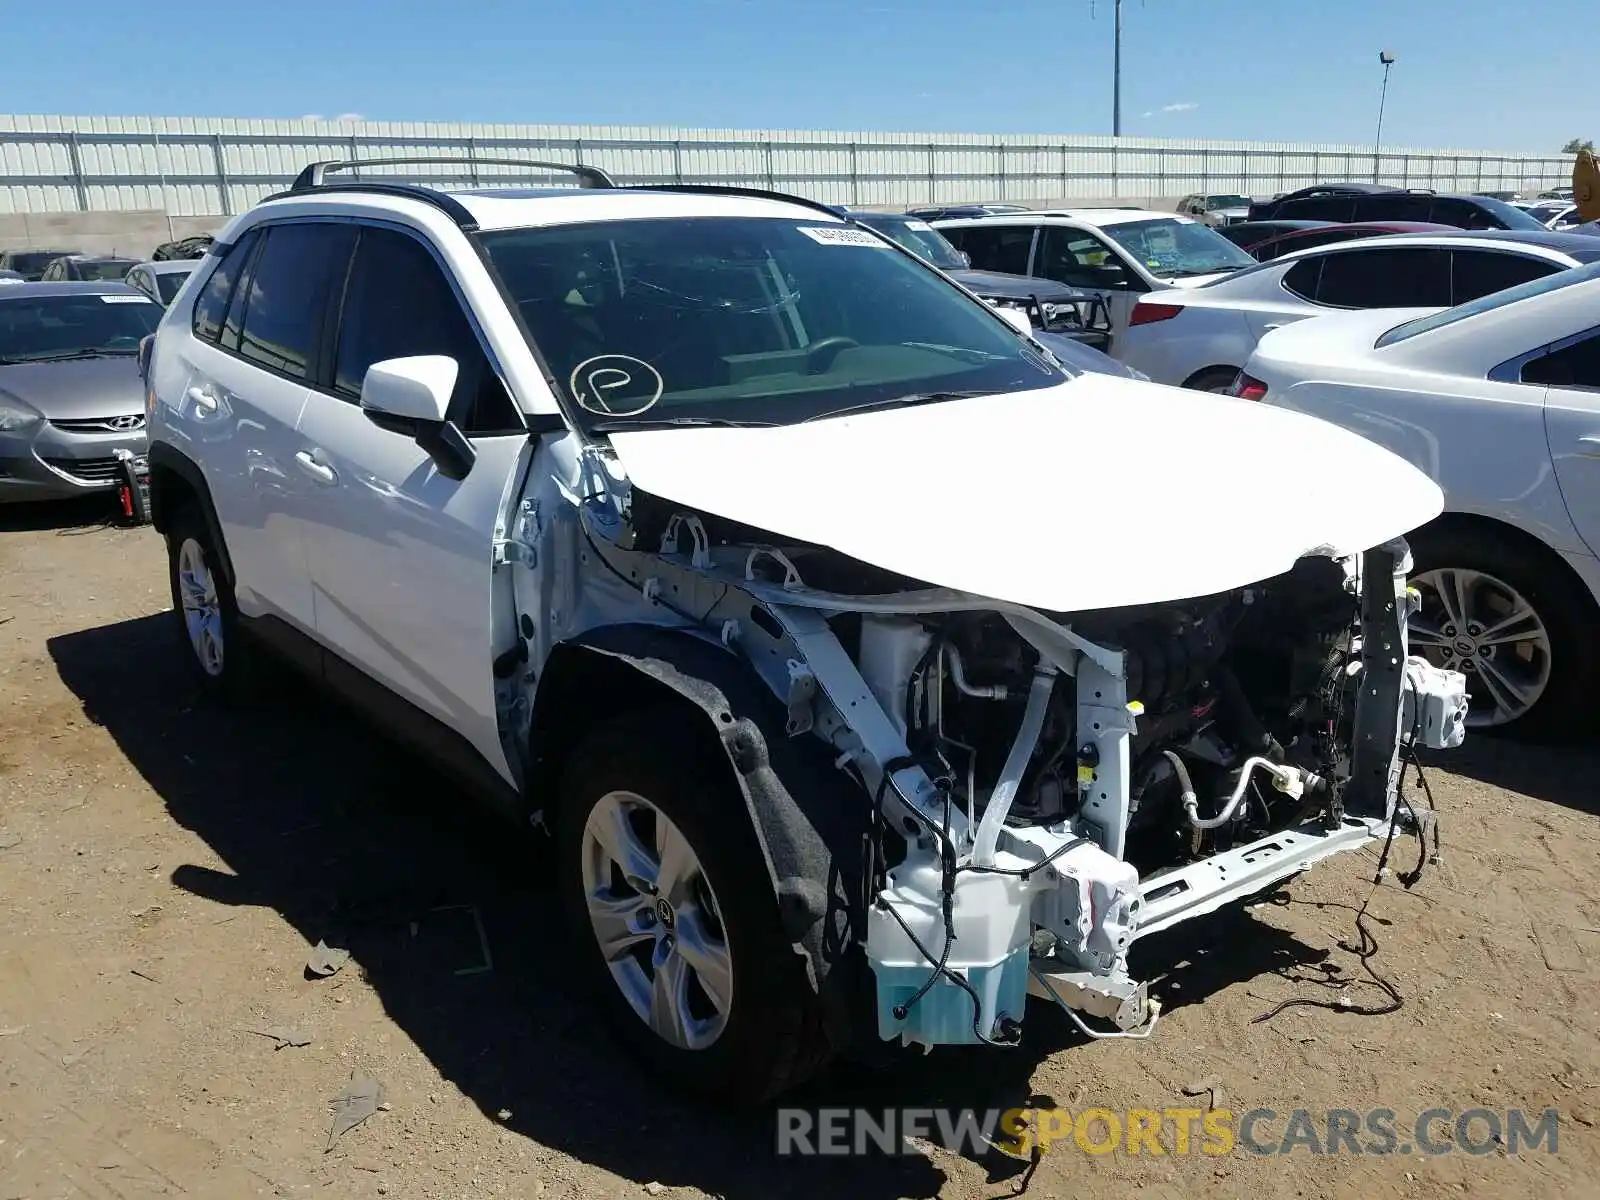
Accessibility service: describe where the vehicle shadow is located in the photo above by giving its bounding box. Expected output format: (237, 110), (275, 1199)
(0, 494), (122, 533)
(1424, 736), (1600, 817)
(46, 612), (1343, 1198)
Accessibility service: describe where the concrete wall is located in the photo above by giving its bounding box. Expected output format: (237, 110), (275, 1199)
(0, 210), (219, 257)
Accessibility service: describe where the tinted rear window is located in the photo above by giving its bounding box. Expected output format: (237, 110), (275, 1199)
(1376, 259), (1600, 346)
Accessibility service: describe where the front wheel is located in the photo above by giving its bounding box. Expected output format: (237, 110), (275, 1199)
(1407, 526), (1597, 738)
(556, 712), (832, 1104)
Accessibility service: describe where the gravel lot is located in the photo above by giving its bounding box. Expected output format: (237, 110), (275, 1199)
(2, 499), (1598, 1200)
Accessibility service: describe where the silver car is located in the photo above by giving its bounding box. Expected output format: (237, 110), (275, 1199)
(125, 260), (199, 307)
(0, 282), (163, 502)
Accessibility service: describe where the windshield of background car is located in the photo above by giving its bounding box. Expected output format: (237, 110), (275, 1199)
(156, 269), (192, 302)
(480, 216), (1062, 428)
(0, 292), (161, 361)
(1374, 259), (1600, 347)
(9, 252), (63, 275)
(1208, 195), (1250, 210)
(76, 259), (139, 281)
(849, 214), (968, 269)
(1471, 197), (1548, 231)
(1100, 218), (1256, 278)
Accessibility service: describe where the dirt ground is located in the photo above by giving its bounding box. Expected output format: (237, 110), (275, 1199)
(2, 498), (1598, 1200)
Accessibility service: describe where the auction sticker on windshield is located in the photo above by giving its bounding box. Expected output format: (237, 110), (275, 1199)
(798, 226), (889, 247)
(905, 220), (935, 231)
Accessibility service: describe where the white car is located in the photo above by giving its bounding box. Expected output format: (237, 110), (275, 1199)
(1237, 260), (1600, 734)
(143, 161), (1465, 1103)
(932, 210), (1258, 350)
(1119, 231), (1600, 391)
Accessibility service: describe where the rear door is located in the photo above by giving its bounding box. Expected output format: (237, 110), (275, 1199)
(1532, 331), (1600, 556)
(939, 223), (1035, 277)
(178, 222), (353, 632)
(293, 221), (531, 791)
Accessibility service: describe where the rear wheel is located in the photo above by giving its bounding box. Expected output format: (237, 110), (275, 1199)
(556, 711), (832, 1104)
(1407, 525), (1597, 738)
(165, 504), (259, 703)
(1184, 367), (1241, 394)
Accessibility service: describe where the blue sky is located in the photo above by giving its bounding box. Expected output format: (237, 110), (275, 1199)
(0, 0), (1585, 153)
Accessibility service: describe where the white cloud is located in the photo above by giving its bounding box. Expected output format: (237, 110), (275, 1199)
(335, 112), (365, 123)
(1160, 102), (1198, 114)
(299, 113), (323, 122)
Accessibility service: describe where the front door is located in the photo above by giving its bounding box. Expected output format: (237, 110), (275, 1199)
(1032, 226), (1144, 349)
(293, 222), (533, 788)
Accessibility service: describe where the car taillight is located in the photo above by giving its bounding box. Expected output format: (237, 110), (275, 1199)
(1129, 301), (1184, 326)
(1227, 372), (1269, 401)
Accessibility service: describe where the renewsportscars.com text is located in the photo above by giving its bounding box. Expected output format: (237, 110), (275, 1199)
(775, 1106), (1561, 1158)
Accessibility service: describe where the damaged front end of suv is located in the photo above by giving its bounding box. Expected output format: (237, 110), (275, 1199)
(492, 380), (1469, 1095)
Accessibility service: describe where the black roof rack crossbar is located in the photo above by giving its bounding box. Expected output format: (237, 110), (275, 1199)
(259, 181), (482, 229)
(290, 155), (615, 191)
(627, 183), (845, 221)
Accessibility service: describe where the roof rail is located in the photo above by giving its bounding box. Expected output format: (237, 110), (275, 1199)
(628, 183), (846, 222)
(289, 156), (615, 191)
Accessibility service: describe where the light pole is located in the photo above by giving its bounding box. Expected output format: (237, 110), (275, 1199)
(1374, 50), (1396, 183)
(1113, 0), (1123, 137)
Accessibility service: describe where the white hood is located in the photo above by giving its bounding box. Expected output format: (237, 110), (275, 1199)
(608, 378), (1444, 612)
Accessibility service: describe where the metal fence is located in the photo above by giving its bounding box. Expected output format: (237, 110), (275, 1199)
(0, 116), (1573, 217)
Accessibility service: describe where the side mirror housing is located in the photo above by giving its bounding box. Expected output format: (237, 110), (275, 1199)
(360, 355), (476, 481)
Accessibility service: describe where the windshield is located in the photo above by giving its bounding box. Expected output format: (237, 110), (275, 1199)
(1376, 259), (1600, 347)
(77, 259), (139, 281)
(156, 269), (192, 303)
(1101, 218), (1256, 279)
(1471, 197), (1548, 231)
(1207, 195), (1250, 210)
(847, 213), (967, 270)
(479, 216), (1062, 429)
(7, 251), (68, 275)
(0, 292), (161, 361)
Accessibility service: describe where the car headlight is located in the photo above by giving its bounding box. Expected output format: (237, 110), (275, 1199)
(0, 396), (42, 433)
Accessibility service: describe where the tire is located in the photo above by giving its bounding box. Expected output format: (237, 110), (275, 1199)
(165, 502), (260, 704)
(1184, 367), (1241, 394)
(1406, 524), (1598, 740)
(556, 709), (832, 1105)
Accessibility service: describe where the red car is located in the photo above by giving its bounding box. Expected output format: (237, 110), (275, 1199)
(1247, 221), (1457, 262)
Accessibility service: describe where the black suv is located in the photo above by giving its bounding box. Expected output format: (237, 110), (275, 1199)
(1250, 186), (1546, 231)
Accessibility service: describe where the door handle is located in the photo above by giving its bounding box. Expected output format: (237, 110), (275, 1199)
(294, 449), (338, 485)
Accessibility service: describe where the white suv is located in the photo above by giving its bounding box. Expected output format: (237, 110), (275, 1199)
(143, 159), (1467, 1104)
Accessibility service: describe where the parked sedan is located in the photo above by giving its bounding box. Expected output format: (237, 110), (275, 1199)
(1234, 260), (1600, 735)
(1244, 220), (1458, 261)
(40, 255), (142, 283)
(0, 248), (80, 281)
(0, 283), (163, 502)
(1214, 219), (1335, 254)
(125, 259), (198, 306)
(1117, 230), (1600, 390)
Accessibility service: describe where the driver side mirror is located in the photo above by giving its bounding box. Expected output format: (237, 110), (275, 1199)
(1087, 262), (1132, 288)
(360, 355), (476, 481)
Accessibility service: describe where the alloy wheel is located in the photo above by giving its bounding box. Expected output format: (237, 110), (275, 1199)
(579, 790), (734, 1051)
(177, 537), (224, 678)
(1409, 567), (1551, 728)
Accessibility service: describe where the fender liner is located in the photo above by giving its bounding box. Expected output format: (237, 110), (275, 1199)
(147, 441), (236, 586)
(564, 624), (872, 1039)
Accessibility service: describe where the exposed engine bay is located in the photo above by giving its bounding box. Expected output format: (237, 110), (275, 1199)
(502, 460), (1471, 1054)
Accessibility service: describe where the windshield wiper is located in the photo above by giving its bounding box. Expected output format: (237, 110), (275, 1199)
(13, 348), (136, 362)
(590, 415), (780, 432)
(800, 390), (987, 423)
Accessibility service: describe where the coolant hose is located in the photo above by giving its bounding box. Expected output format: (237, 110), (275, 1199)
(1179, 754), (1322, 831)
(971, 665), (1057, 867)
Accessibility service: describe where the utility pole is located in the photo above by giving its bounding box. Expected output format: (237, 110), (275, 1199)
(1374, 50), (1396, 183)
(1113, 0), (1123, 137)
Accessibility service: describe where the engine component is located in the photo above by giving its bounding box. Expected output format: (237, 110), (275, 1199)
(1027, 839), (1142, 975)
(857, 616), (933, 740)
(971, 665), (1057, 866)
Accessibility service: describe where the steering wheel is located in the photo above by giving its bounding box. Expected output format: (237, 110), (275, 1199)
(803, 336), (859, 374)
